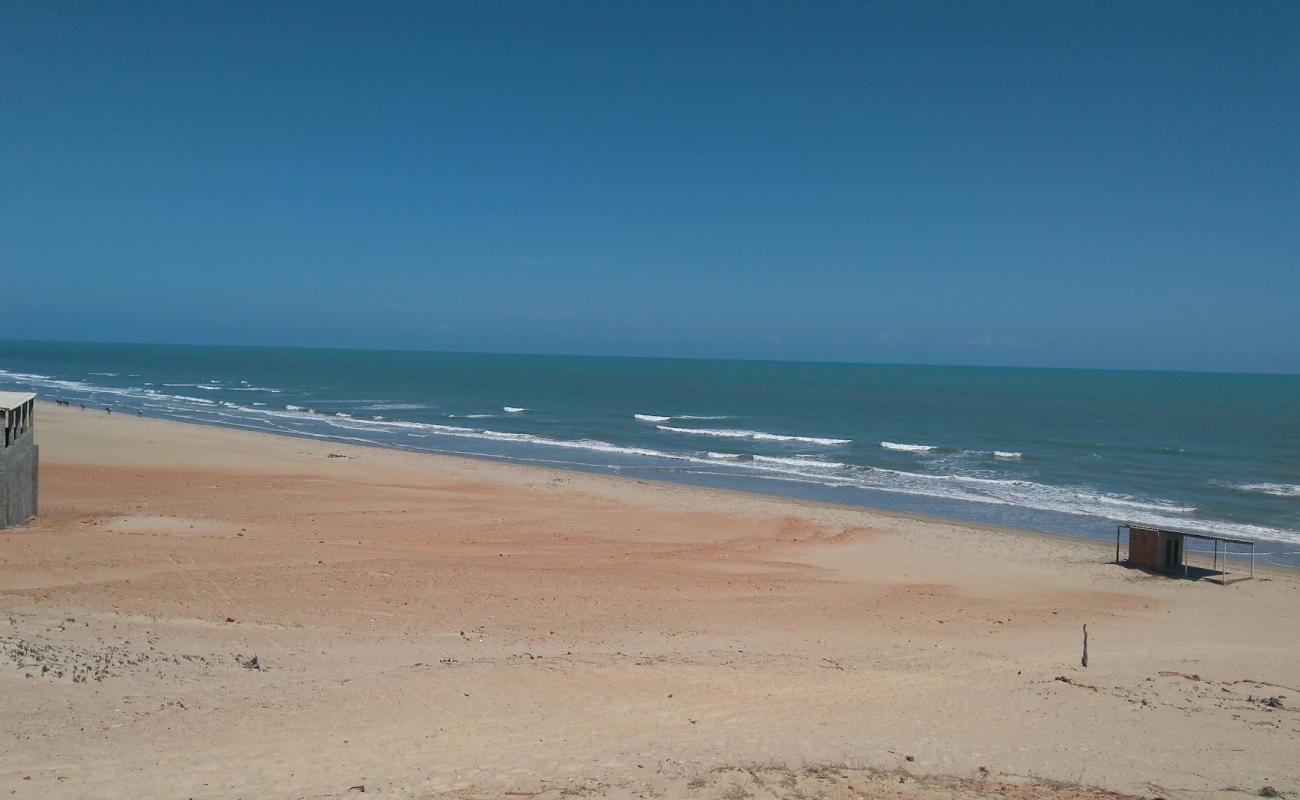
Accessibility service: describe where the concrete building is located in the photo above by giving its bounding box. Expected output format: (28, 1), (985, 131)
(0, 391), (38, 528)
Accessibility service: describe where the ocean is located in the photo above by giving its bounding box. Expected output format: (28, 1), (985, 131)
(3, 339), (1298, 565)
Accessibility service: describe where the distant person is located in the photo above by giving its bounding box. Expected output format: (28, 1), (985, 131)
(79, 403), (85, 410)
(105, 406), (112, 414)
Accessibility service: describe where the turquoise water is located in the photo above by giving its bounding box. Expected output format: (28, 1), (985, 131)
(3, 339), (1298, 565)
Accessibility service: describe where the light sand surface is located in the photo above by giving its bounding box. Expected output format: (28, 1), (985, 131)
(2, 402), (1297, 799)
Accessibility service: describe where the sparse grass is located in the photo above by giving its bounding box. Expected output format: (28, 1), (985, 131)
(719, 783), (753, 800)
(661, 763), (1148, 800)
(783, 786), (828, 800)
(800, 763), (847, 781)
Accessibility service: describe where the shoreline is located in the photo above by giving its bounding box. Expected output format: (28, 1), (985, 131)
(35, 401), (1292, 576)
(4, 401), (1298, 798)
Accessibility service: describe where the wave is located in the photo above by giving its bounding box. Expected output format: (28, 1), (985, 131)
(4, 366), (1296, 548)
(0, 370), (52, 382)
(994, 451), (1022, 459)
(503, 406), (528, 413)
(655, 425), (850, 446)
(880, 441), (935, 452)
(88, 372), (119, 376)
(634, 414), (672, 422)
(219, 404), (707, 464)
(1235, 483), (1300, 498)
(364, 403), (427, 411)
(172, 383), (281, 392)
(752, 455), (846, 469)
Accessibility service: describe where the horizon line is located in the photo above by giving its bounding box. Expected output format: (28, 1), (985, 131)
(2, 335), (1297, 379)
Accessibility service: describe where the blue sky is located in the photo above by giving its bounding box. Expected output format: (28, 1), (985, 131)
(2, 1), (1298, 373)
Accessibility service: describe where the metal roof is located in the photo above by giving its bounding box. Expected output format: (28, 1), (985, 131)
(0, 391), (37, 411)
(1121, 523), (1254, 546)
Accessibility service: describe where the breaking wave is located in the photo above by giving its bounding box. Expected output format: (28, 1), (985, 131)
(1235, 483), (1300, 498)
(880, 441), (935, 452)
(656, 425), (850, 446)
(752, 455), (846, 469)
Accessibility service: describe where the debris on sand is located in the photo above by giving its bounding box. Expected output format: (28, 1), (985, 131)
(1054, 675), (1100, 692)
(1248, 695), (1285, 709)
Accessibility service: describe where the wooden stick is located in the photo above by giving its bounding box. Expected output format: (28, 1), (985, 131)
(1082, 624), (1089, 668)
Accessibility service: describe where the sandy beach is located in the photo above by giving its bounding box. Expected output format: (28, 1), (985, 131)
(1, 401), (1297, 799)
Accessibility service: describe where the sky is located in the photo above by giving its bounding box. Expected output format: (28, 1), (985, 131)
(2, 1), (1298, 373)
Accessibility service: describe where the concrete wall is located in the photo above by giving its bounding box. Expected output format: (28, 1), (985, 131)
(0, 426), (38, 528)
(1128, 527), (1160, 568)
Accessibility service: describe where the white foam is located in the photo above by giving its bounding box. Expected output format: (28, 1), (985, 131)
(449, 413), (496, 418)
(752, 455), (846, 469)
(634, 414), (672, 422)
(364, 403), (427, 411)
(88, 372), (119, 376)
(656, 425), (850, 446)
(1236, 483), (1300, 498)
(880, 441), (935, 452)
(994, 451), (1023, 459)
(157, 381), (279, 392)
(503, 406), (528, 413)
(285, 405), (306, 411)
(707, 452), (743, 460)
(335, 412), (352, 418)
(2, 371), (53, 380)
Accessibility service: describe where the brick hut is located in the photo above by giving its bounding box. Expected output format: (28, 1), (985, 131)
(1117, 524), (1254, 584)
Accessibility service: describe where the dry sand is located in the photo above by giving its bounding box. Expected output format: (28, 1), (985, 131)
(1, 402), (1297, 799)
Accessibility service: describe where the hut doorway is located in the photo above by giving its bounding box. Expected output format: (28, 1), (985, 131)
(1162, 536), (1181, 571)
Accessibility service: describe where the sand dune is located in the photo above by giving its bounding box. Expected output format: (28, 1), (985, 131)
(0, 402), (1296, 799)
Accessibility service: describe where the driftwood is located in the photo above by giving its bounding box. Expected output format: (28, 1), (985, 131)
(1081, 624), (1089, 668)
